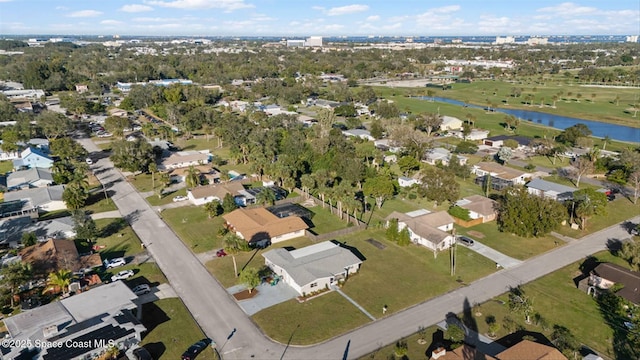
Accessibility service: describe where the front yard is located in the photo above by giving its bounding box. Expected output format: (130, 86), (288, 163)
(161, 205), (224, 253)
(555, 196), (640, 238)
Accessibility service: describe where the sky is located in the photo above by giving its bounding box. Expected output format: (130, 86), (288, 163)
(1, 1), (639, 37)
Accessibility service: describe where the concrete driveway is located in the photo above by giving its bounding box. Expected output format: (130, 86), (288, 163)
(226, 282), (299, 316)
(459, 239), (523, 269)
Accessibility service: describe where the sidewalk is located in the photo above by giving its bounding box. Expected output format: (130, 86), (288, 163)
(90, 210), (122, 220)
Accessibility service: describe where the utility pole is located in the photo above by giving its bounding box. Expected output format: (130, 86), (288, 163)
(450, 229), (457, 276)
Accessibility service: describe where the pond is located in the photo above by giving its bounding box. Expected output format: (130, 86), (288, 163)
(420, 96), (640, 143)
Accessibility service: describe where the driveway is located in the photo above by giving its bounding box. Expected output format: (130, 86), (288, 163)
(78, 137), (639, 360)
(135, 283), (178, 304)
(226, 282), (299, 316)
(460, 240), (523, 269)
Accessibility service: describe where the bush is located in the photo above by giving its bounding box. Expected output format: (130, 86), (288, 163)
(524, 163), (536, 171)
(448, 206), (471, 221)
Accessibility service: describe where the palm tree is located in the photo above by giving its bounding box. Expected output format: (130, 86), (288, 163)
(255, 187), (276, 206)
(148, 162), (158, 191)
(63, 177), (90, 209)
(204, 201), (222, 219)
(551, 95), (558, 108)
(602, 135), (611, 151)
(185, 165), (200, 189)
(300, 174), (315, 198)
(156, 172), (170, 199)
(46, 269), (73, 294)
(224, 233), (244, 278)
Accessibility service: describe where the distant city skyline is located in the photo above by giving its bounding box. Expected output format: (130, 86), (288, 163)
(1, 1), (639, 37)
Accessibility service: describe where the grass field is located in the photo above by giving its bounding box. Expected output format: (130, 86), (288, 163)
(306, 204), (352, 234)
(161, 205), (224, 253)
(0, 161), (13, 174)
(146, 187), (187, 206)
(456, 222), (560, 260)
(140, 298), (218, 360)
(93, 218), (144, 259)
(252, 292), (372, 345)
(555, 196), (640, 238)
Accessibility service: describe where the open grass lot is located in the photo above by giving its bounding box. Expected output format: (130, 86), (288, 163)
(252, 292), (372, 345)
(457, 222), (560, 260)
(161, 205), (224, 253)
(140, 298), (218, 360)
(128, 173), (155, 193)
(336, 229), (496, 317)
(359, 325), (442, 360)
(174, 136), (218, 152)
(146, 187), (187, 206)
(305, 204), (353, 234)
(469, 251), (630, 359)
(93, 218), (144, 259)
(555, 196), (640, 238)
(207, 237), (313, 288)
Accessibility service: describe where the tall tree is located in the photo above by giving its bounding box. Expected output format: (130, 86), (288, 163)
(46, 269), (73, 294)
(204, 201), (223, 219)
(256, 187), (276, 206)
(362, 176), (395, 209)
(419, 167), (460, 207)
(497, 146), (513, 165)
(224, 233), (244, 278)
(0, 262), (32, 307)
(36, 111), (72, 140)
(72, 209), (98, 244)
(417, 113), (442, 137)
(185, 165), (200, 189)
(571, 188), (608, 230)
(63, 177), (90, 210)
(496, 187), (566, 237)
(571, 156), (594, 187)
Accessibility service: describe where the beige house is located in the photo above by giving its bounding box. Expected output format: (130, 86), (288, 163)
(159, 150), (211, 170)
(223, 207), (308, 246)
(386, 210), (455, 255)
(187, 181), (245, 206)
(455, 195), (498, 223)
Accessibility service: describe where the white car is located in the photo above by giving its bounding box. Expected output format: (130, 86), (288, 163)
(132, 284), (151, 296)
(104, 257), (126, 269)
(111, 270), (135, 282)
(173, 195), (188, 202)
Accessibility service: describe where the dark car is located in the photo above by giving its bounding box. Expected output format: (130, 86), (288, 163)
(132, 347), (153, 360)
(181, 338), (213, 360)
(457, 236), (475, 246)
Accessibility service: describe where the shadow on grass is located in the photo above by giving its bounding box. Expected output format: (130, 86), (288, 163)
(83, 190), (115, 210)
(144, 343), (166, 360)
(100, 218), (128, 237)
(495, 330), (553, 349)
(239, 248), (261, 274)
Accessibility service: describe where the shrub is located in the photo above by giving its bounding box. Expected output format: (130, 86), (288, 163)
(448, 206), (471, 221)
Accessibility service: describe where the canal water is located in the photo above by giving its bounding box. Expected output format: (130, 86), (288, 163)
(420, 96), (640, 143)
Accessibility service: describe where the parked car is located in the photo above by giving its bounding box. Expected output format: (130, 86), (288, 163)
(132, 284), (151, 296)
(457, 236), (475, 246)
(104, 257), (126, 269)
(173, 195), (188, 202)
(181, 338), (213, 360)
(111, 270), (135, 282)
(216, 249), (227, 258)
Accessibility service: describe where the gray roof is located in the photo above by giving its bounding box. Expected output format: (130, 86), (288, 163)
(0, 215), (75, 244)
(263, 241), (362, 287)
(4, 281), (138, 338)
(7, 167), (53, 188)
(3, 184), (65, 208)
(526, 178), (576, 195)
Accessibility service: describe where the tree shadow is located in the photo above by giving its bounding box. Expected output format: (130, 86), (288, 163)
(605, 238), (624, 256)
(124, 209), (142, 224)
(141, 301), (170, 337)
(100, 218), (128, 237)
(596, 290), (638, 359)
(142, 343), (166, 360)
(495, 330), (553, 349)
(239, 247), (261, 274)
(621, 221), (637, 235)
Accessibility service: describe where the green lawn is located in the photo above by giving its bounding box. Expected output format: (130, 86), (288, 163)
(161, 205), (225, 253)
(146, 187), (187, 206)
(128, 173), (155, 193)
(83, 188), (118, 214)
(174, 136), (218, 152)
(0, 160), (13, 175)
(252, 292), (372, 345)
(207, 237), (313, 288)
(305, 204), (352, 234)
(359, 325), (442, 360)
(140, 298), (218, 360)
(93, 218), (144, 259)
(457, 222), (560, 260)
(335, 229), (496, 317)
(555, 196), (640, 238)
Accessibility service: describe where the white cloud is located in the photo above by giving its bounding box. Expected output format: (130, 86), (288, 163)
(0, 0), (14, 3)
(323, 24), (345, 31)
(477, 15), (520, 33)
(431, 5), (461, 14)
(143, 0), (253, 11)
(366, 15), (380, 21)
(325, 4), (369, 16)
(68, 10), (103, 18)
(101, 19), (124, 26)
(537, 2), (597, 17)
(120, 4), (154, 13)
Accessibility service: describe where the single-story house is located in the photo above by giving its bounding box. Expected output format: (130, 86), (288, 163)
(7, 167), (54, 190)
(24, 138), (50, 152)
(430, 344), (497, 360)
(451, 128), (490, 141)
(374, 139), (403, 153)
(398, 175), (421, 188)
(588, 263), (639, 305)
(187, 181), (246, 206)
(2, 281), (146, 360)
(472, 162), (531, 189)
(170, 165), (221, 185)
(20, 238), (102, 275)
(0, 215), (76, 247)
(440, 116), (463, 131)
(526, 178), (577, 201)
(3, 184), (66, 212)
(496, 340), (567, 360)
(223, 207), (308, 246)
(424, 148), (468, 166)
(262, 241), (363, 296)
(12, 147), (54, 169)
(75, 84), (89, 93)
(386, 210), (455, 254)
(342, 129), (375, 141)
(159, 150), (211, 170)
(483, 135), (533, 150)
(455, 195), (498, 223)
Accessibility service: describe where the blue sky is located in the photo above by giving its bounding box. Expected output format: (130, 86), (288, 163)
(1, 1), (638, 36)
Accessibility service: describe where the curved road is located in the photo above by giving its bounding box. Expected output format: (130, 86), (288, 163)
(80, 138), (638, 360)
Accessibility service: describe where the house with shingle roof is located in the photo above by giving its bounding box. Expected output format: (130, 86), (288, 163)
(187, 181), (246, 206)
(424, 147), (468, 166)
(526, 178), (577, 201)
(0, 215), (75, 247)
(385, 210), (455, 254)
(158, 150), (211, 170)
(3, 184), (66, 213)
(589, 263), (640, 305)
(496, 339), (567, 360)
(223, 207), (308, 247)
(472, 162), (531, 190)
(20, 238), (102, 275)
(262, 241), (363, 296)
(7, 167), (54, 190)
(455, 195), (498, 223)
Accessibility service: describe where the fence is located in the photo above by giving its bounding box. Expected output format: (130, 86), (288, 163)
(305, 226), (363, 242)
(452, 217), (484, 228)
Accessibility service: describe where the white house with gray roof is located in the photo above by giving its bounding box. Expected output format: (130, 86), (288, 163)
(1, 281), (146, 360)
(262, 241), (363, 296)
(0, 215), (75, 247)
(3, 184), (66, 213)
(526, 178), (577, 201)
(7, 167), (54, 190)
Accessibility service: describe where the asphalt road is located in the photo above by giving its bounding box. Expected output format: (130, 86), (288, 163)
(79, 137), (639, 360)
